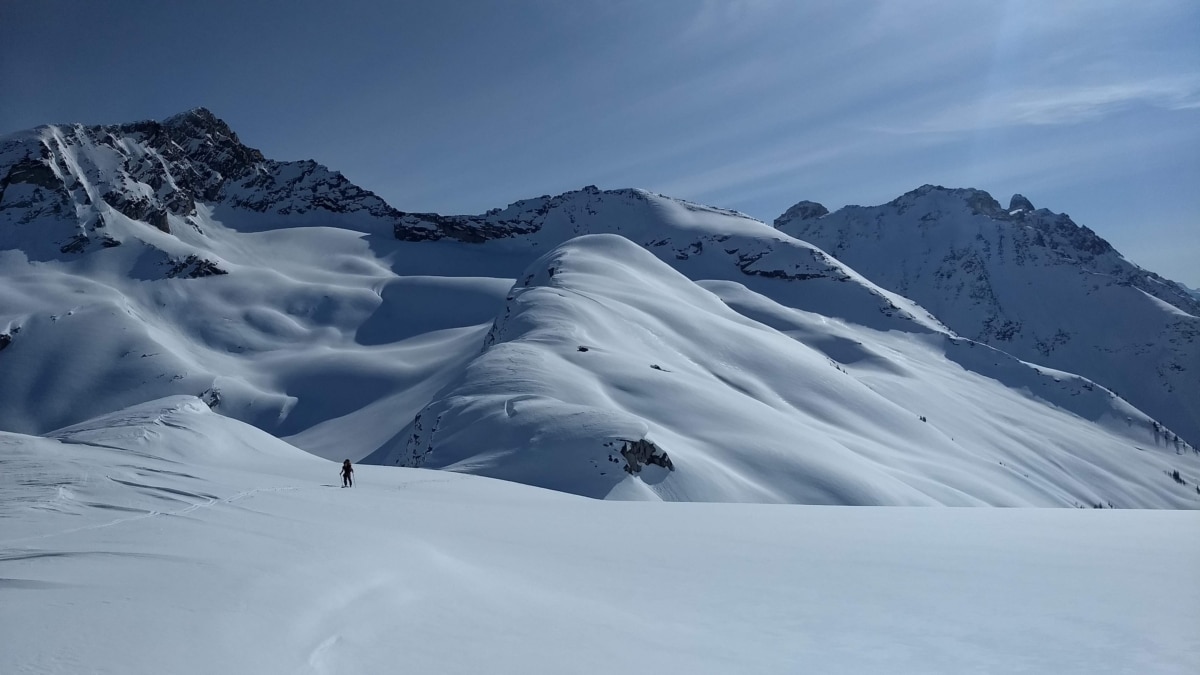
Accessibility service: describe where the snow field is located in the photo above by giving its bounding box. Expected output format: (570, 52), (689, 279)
(2, 399), (1197, 674)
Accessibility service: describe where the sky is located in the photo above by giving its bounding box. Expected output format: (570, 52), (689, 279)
(2, 0), (1198, 286)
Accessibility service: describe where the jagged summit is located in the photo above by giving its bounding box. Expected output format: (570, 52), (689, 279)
(773, 187), (1035, 227)
(884, 184), (1008, 218)
(779, 184), (1121, 260)
(776, 185), (1200, 447)
(154, 106), (265, 172)
(1009, 193), (1035, 213)
(0, 108), (403, 263)
(162, 106), (222, 126)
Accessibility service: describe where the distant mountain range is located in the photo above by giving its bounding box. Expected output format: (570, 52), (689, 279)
(1, 108), (1196, 506)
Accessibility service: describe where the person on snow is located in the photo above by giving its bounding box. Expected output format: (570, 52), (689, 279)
(341, 459), (354, 488)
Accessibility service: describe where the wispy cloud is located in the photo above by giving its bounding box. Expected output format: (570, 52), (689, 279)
(904, 77), (1200, 133)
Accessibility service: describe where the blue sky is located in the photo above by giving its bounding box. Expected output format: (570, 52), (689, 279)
(3, 0), (1197, 285)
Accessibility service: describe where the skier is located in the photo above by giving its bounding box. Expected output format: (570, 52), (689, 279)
(341, 459), (354, 488)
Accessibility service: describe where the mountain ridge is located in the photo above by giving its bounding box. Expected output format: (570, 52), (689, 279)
(775, 183), (1200, 447)
(2, 108), (1197, 506)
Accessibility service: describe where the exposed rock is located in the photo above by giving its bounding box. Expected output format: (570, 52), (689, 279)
(1, 107), (405, 261)
(773, 200), (828, 226)
(393, 187), (660, 244)
(147, 208), (170, 233)
(164, 254), (227, 278)
(59, 234), (89, 254)
(1009, 194), (1035, 213)
(776, 184), (1200, 448)
(735, 248), (844, 282)
(4, 157), (61, 190)
(103, 191), (155, 222)
(0, 157), (73, 226)
(200, 387), (221, 409)
(618, 438), (674, 474)
(394, 211), (540, 243)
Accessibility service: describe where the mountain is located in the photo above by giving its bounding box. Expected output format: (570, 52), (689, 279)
(2, 110), (1197, 506)
(0, 107), (402, 262)
(775, 186), (1200, 449)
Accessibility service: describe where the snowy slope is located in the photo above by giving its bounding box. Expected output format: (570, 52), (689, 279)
(776, 186), (1200, 448)
(367, 234), (1199, 507)
(2, 110), (1198, 506)
(2, 398), (1198, 674)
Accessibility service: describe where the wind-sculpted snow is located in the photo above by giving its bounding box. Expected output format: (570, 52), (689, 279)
(2, 109), (1197, 506)
(777, 184), (1200, 448)
(3, 401), (1197, 673)
(397, 185), (946, 333)
(368, 235), (1199, 506)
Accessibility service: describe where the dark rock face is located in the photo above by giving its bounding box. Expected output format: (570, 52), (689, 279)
(618, 438), (674, 474)
(394, 211), (542, 243)
(5, 156), (62, 190)
(58, 234), (90, 253)
(0, 107), (407, 263)
(1009, 194), (1035, 212)
(878, 185), (1005, 219)
(392, 188), (615, 243)
(164, 255), (227, 279)
(773, 200), (829, 227)
(200, 387), (221, 409)
(734, 247), (845, 282)
(0, 156), (74, 226)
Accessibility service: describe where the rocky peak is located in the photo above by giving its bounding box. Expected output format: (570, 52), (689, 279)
(773, 200), (828, 227)
(890, 184), (1006, 218)
(162, 106), (222, 128)
(150, 109), (266, 188)
(773, 184), (1200, 447)
(395, 186), (642, 243)
(0, 107), (411, 260)
(394, 185), (762, 245)
(1009, 193), (1035, 213)
(1030, 212), (1115, 258)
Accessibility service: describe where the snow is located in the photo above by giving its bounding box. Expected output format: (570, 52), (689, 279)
(2, 399), (1197, 674)
(361, 234), (1200, 507)
(775, 185), (1200, 449)
(4, 108), (1200, 674)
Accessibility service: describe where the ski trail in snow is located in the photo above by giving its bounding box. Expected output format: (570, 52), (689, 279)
(0, 484), (304, 547)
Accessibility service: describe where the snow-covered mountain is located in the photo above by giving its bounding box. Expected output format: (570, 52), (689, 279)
(0, 107), (402, 263)
(2, 110), (1197, 506)
(776, 186), (1200, 449)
